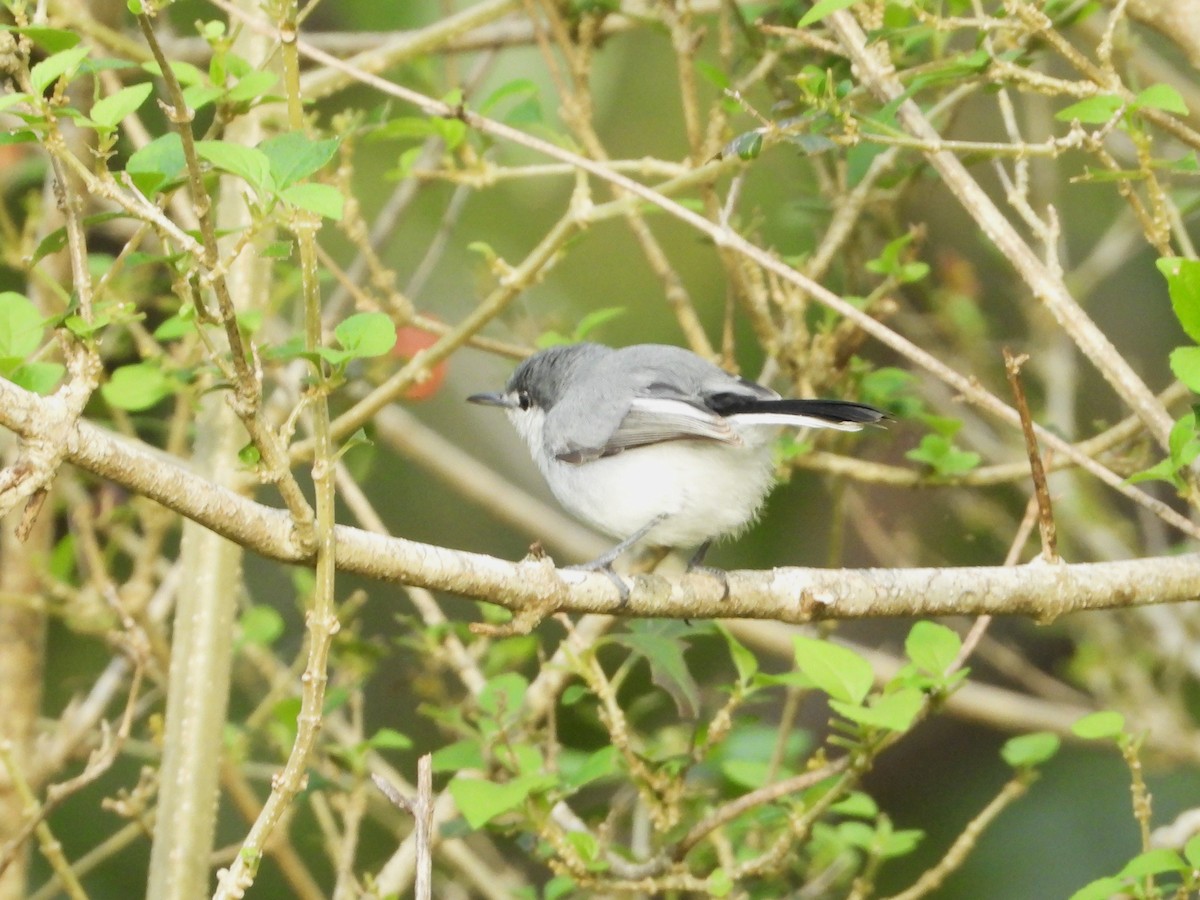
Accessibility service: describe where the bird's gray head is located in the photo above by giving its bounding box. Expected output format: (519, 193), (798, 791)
(467, 342), (609, 414)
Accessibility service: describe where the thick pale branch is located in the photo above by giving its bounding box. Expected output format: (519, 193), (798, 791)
(0, 377), (1196, 624)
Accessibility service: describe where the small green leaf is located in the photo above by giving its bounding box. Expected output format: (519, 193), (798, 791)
(561, 746), (619, 790)
(195, 140), (272, 193)
(1071, 710), (1125, 741)
(260, 132), (340, 189)
(2, 25), (80, 53)
(431, 739), (485, 773)
(448, 774), (552, 829)
(11, 362), (64, 395)
(333, 312), (396, 360)
(1000, 731), (1060, 768)
(1169, 346), (1200, 392)
(695, 60), (730, 90)
(1184, 832), (1200, 867)
(126, 133), (186, 196)
(238, 605), (284, 646)
(544, 875), (578, 900)
(905, 622), (962, 678)
(1055, 94), (1123, 123)
(1118, 847), (1189, 878)
(91, 82), (154, 129)
(0, 292), (46, 359)
(30, 45), (91, 94)
(366, 727), (413, 751)
(1068, 877), (1127, 900)
(101, 362), (172, 411)
(141, 59), (205, 86)
(480, 79), (541, 117)
(707, 868), (734, 897)
(717, 623), (758, 684)
(830, 792), (878, 818)
(280, 182), (344, 220)
(1135, 83), (1188, 115)
(797, 0), (861, 28)
(478, 672), (529, 724)
(1158, 257), (1200, 344)
(725, 129), (764, 160)
(830, 686), (924, 731)
(226, 70), (278, 104)
(905, 433), (981, 477)
(611, 621), (702, 718)
(573, 307), (624, 341)
(793, 635), (874, 705)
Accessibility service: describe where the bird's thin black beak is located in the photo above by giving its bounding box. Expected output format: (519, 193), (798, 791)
(467, 391), (512, 408)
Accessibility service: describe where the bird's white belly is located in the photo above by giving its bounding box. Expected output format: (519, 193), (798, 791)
(540, 440), (777, 549)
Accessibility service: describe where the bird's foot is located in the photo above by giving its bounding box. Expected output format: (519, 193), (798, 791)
(685, 542), (729, 601)
(567, 558), (631, 606)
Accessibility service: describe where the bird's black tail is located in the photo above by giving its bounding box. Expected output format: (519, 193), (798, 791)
(708, 394), (889, 427)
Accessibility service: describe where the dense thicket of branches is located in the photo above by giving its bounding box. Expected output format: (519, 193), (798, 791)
(1, 0), (1200, 897)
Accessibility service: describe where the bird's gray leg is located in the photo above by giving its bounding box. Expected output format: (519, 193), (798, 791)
(568, 514), (668, 604)
(685, 540), (729, 601)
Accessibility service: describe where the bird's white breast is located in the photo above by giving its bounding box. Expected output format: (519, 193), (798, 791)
(510, 406), (777, 548)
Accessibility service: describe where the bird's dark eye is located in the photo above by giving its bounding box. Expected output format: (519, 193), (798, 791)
(517, 390), (532, 410)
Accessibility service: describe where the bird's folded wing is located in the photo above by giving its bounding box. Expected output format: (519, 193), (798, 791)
(555, 397), (738, 463)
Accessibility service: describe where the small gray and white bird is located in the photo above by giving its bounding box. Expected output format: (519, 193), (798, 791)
(468, 343), (886, 595)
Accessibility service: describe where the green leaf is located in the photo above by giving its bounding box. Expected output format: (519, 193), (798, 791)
(126, 133), (186, 196)
(1158, 257), (1200, 344)
(1000, 732), (1060, 768)
(798, 0), (861, 28)
(480, 79), (541, 119)
(793, 636), (874, 705)
(1184, 832), (1200, 867)
(1169, 346), (1200, 392)
(573, 307), (625, 341)
(226, 69), (278, 104)
(725, 129), (764, 160)
(11, 362), (64, 395)
(612, 621), (702, 718)
(717, 623), (758, 684)
(905, 622), (962, 678)
(101, 362), (172, 411)
(1135, 83), (1188, 115)
(1, 25), (80, 53)
(366, 727), (413, 751)
(1055, 94), (1123, 123)
(1118, 848), (1189, 878)
(153, 312), (196, 341)
(91, 82), (154, 129)
(544, 875), (578, 900)
(1071, 710), (1125, 741)
(30, 45), (91, 94)
(695, 60), (731, 91)
(431, 739), (485, 773)
(195, 140), (272, 193)
(259, 132), (340, 189)
(830, 686), (924, 731)
(141, 59), (206, 87)
(478, 672), (529, 724)
(333, 312), (396, 360)
(1068, 877), (1128, 900)
(830, 792), (878, 818)
(238, 605), (284, 646)
(561, 746), (619, 790)
(0, 292), (46, 359)
(448, 774), (552, 829)
(905, 433), (981, 477)
(280, 183), (344, 220)
(707, 868), (734, 897)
